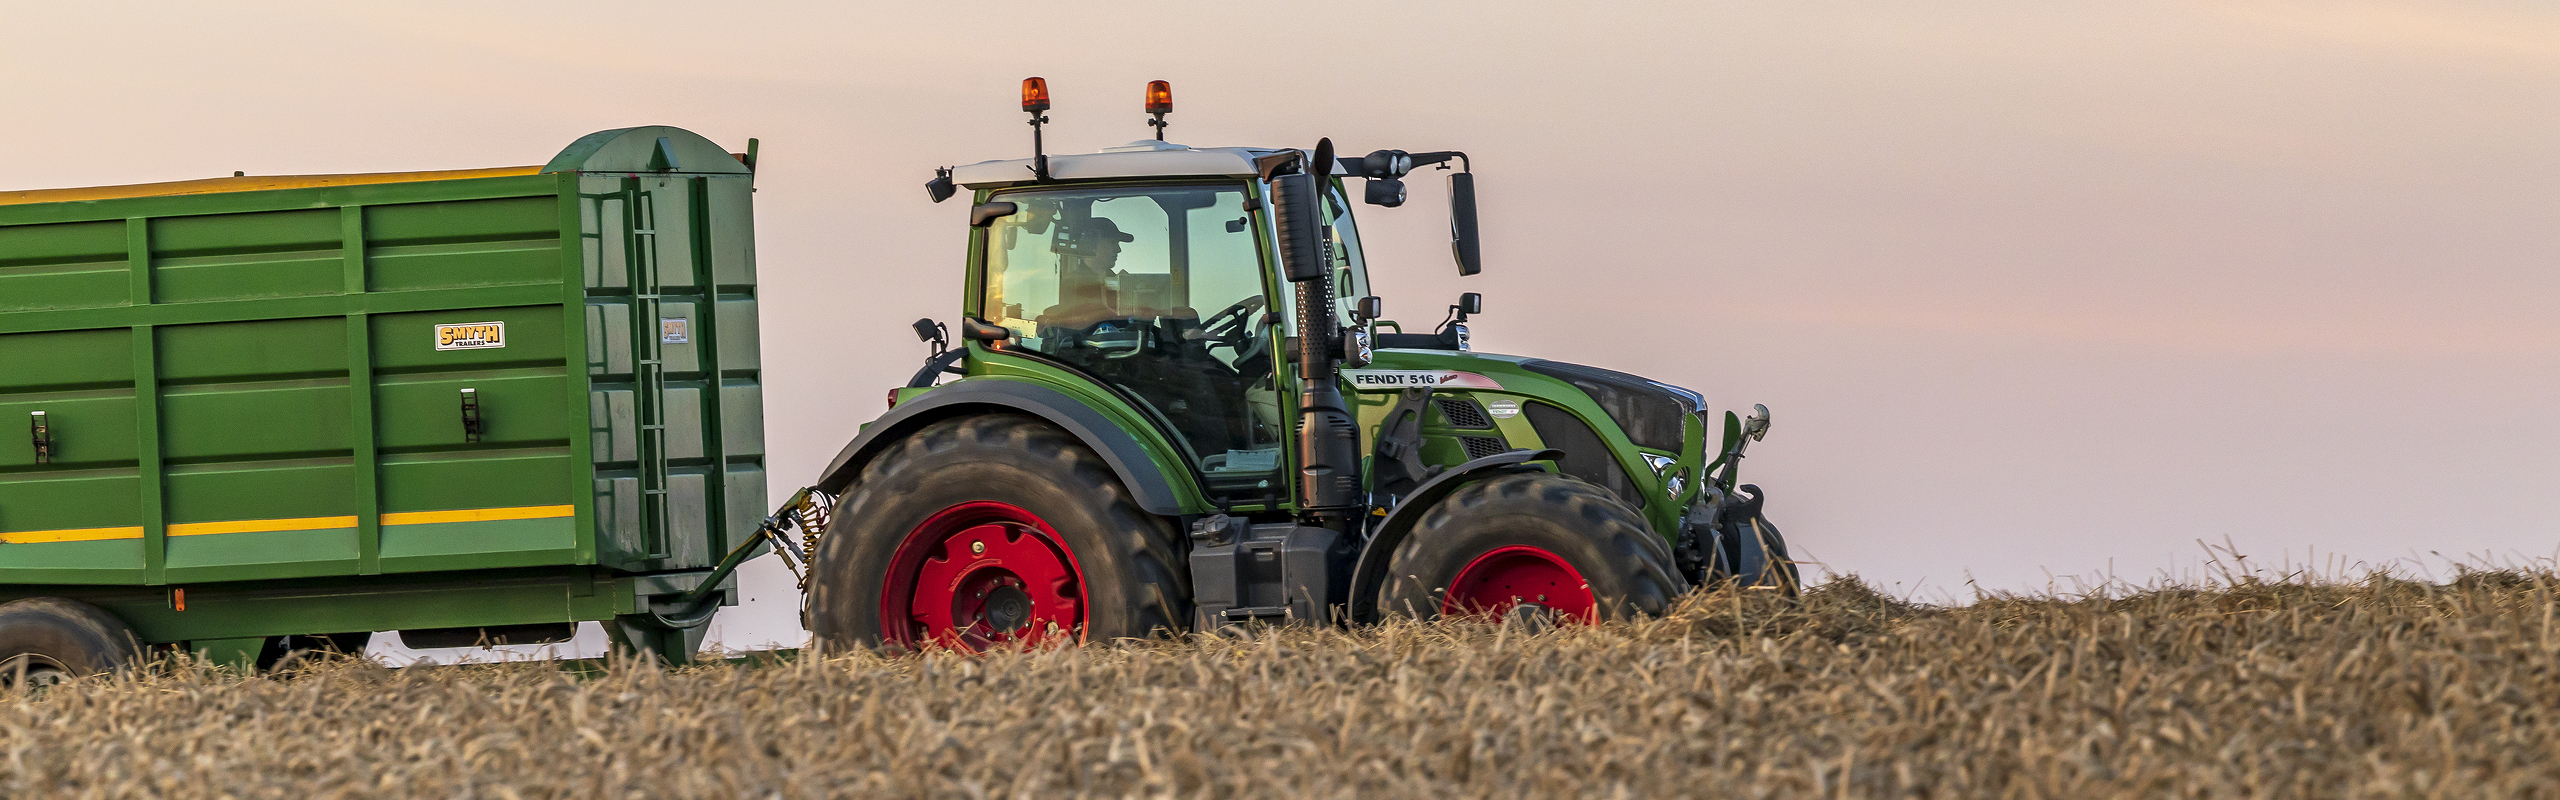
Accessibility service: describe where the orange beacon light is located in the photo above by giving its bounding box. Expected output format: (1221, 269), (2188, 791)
(1021, 77), (1051, 114)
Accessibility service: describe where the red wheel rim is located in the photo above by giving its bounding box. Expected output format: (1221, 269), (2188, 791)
(880, 501), (1088, 651)
(1441, 545), (1598, 623)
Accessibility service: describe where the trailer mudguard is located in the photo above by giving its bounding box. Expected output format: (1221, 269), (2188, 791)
(812, 380), (1189, 516)
(1344, 448), (1563, 623)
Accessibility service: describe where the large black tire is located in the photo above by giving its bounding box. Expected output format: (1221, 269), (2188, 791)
(1381, 471), (1686, 622)
(0, 598), (140, 688)
(808, 414), (1190, 652)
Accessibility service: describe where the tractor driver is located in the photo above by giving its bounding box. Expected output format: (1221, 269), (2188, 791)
(1037, 216), (1135, 337)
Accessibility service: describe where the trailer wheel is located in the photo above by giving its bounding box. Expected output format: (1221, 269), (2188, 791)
(0, 598), (140, 689)
(809, 414), (1189, 652)
(255, 632), (374, 671)
(1380, 471), (1685, 622)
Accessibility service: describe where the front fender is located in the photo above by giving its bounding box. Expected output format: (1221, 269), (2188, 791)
(812, 379), (1193, 516)
(1344, 448), (1563, 623)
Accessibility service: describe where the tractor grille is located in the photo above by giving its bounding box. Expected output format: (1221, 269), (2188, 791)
(1459, 435), (1510, 460)
(1523, 400), (1641, 509)
(1520, 360), (1690, 452)
(1436, 398), (1494, 429)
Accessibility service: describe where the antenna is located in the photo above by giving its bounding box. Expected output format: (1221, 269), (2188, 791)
(1022, 77), (1053, 181)
(1145, 80), (1172, 140)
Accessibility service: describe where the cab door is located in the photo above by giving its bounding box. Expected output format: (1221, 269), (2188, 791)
(975, 184), (1285, 502)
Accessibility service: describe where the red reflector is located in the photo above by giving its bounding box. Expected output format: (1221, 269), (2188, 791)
(1145, 80), (1172, 114)
(1021, 77), (1051, 113)
(886, 388), (901, 410)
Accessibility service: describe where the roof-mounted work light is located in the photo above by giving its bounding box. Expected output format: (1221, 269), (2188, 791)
(1021, 77), (1053, 181)
(1145, 80), (1172, 140)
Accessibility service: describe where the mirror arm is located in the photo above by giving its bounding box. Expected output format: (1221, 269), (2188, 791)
(1405, 150), (1470, 173)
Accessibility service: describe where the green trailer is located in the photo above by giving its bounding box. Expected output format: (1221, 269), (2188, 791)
(0, 126), (767, 677)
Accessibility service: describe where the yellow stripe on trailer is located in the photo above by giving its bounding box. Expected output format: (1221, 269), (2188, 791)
(166, 516), (359, 537)
(0, 165), (542, 207)
(0, 505), (573, 544)
(0, 526), (145, 544)
(382, 505), (575, 526)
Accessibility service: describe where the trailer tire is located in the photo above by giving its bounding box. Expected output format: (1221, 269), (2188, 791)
(256, 632), (374, 671)
(1380, 471), (1685, 622)
(809, 414), (1190, 652)
(0, 598), (140, 689)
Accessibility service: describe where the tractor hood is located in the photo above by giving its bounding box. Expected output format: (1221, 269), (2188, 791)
(1352, 350), (1701, 455)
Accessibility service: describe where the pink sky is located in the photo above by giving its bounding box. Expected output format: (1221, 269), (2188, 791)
(5, 1), (2554, 648)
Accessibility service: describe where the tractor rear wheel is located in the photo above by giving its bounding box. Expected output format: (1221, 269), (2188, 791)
(0, 598), (140, 689)
(808, 414), (1190, 652)
(1380, 471), (1685, 622)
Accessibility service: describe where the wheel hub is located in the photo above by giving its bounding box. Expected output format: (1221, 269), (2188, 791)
(0, 655), (71, 691)
(1442, 545), (1599, 623)
(981, 584), (1034, 632)
(883, 502), (1088, 651)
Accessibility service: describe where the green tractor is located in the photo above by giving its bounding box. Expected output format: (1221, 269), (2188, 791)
(795, 79), (1797, 651)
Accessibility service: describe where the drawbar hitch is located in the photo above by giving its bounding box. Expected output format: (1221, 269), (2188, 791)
(660, 486), (835, 622)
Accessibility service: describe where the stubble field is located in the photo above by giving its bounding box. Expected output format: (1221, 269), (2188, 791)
(4, 569), (2556, 798)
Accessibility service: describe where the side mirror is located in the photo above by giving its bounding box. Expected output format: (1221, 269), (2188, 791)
(1269, 173), (1326, 282)
(970, 201), (1018, 227)
(1363, 178), (1406, 207)
(1456, 292), (1482, 316)
(1354, 296), (1384, 323)
(960, 318), (1011, 343)
(1448, 172), (1481, 276)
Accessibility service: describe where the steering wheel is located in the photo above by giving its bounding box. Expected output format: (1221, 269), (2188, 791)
(1198, 295), (1265, 349)
(1073, 317), (1154, 359)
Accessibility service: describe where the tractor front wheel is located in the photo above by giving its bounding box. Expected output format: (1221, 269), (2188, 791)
(1381, 471), (1685, 623)
(808, 414), (1190, 652)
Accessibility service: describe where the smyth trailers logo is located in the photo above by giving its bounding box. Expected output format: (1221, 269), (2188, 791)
(435, 322), (507, 351)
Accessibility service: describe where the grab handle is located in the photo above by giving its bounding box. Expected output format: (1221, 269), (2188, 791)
(460, 389), (483, 443)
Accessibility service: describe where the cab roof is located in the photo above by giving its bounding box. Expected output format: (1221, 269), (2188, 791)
(951, 140), (1350, 190)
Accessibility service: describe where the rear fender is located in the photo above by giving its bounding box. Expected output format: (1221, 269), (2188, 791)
(813, 380), (1192, 516)
(1344, 448), (1562, 623)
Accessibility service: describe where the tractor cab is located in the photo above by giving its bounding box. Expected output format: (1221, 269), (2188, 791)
(937, 141), (1387, 506)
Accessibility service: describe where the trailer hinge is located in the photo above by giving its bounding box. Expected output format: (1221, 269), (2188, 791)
(30, 411), (51, 465)
(459, 388), (483, 443)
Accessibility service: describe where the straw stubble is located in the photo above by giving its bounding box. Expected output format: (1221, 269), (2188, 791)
(4, 572), (2556, 798)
